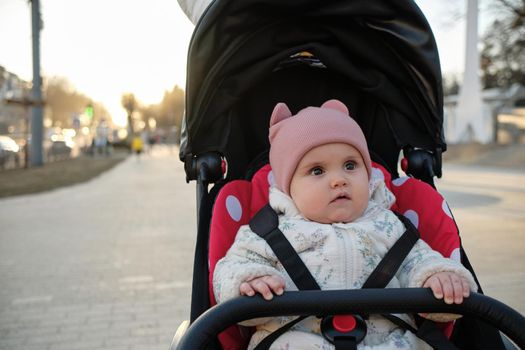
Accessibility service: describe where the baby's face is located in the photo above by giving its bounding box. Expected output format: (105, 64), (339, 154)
(289, 143), (369, 224)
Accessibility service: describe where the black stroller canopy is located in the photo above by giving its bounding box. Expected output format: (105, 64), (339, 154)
(180, 0), (445, 180)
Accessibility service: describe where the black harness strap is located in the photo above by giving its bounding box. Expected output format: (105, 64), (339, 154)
(249, 204), (320, 291)
(249, 205), (456, 350)
(416, 317), (460, 350)
(249, 204), (315, 350)
(362, 213), (419, 289)
(334, 336), (357, 349)
(373, 314), (457, 350)
(358, 213), (458, 349)
(252, 315), (308, 350)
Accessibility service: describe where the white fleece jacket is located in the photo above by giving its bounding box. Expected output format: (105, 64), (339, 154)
(213, 171), (477, 350)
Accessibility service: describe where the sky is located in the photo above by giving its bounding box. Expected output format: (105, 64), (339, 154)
(0, 0), (489, 127)
(0, 0), (194, 127)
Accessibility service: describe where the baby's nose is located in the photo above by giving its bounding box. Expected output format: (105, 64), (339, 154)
(331, 177), (347, 188)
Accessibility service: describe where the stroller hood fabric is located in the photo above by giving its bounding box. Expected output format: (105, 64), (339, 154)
(180, 0), (445, 180)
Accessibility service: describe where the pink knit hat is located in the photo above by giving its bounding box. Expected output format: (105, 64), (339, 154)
(268, 99), (372, 195)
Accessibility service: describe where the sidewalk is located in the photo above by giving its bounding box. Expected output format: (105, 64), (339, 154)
(0, 146), (196, 350)
(1, 145), (523, 350)
(437, 163), (525, 315)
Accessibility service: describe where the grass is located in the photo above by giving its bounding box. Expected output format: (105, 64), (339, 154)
(0, 152), (128, 198)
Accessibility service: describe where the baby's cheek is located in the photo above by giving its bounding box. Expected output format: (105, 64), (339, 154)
(297, 202), (323, 221)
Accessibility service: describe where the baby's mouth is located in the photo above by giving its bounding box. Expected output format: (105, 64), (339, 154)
(331, 193), (350, 203)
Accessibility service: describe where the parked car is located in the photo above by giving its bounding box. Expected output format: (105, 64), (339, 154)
(0, 136), (21, 169)
(47, 135), (74, 161)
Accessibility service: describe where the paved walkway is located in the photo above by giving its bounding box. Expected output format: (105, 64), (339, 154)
(0, 146), (196, 350)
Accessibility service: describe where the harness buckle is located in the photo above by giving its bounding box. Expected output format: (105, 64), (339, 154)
(321, 314), (367, 345)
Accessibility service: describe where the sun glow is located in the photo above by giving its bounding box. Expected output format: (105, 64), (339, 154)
(0, 0), (194, 128)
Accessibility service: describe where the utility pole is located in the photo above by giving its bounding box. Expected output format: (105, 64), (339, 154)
(30, 0), (44, 166)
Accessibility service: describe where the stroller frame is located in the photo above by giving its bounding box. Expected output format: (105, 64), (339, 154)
(175, 0), (524, 349)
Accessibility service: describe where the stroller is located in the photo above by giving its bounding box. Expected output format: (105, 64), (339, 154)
(173, 0), (525, 349)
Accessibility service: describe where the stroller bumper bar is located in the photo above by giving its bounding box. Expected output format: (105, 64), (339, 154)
(174, 289), (525, 350)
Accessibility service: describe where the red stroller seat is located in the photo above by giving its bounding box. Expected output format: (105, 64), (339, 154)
(208, 162), (460, 350)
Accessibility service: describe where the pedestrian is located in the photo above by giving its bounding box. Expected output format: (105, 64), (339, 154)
(131, 134), (143, 158)
(95, 119), (110, 156)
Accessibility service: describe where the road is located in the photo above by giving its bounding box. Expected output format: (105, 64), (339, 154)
(437, 163), (525, 314)
(0, 147), (523, 350)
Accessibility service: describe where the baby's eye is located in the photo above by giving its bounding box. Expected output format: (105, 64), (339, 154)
(344, 161), (357, 170)
(310, 167), (324, 176)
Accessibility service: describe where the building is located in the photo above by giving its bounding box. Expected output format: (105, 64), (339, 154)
(444, 84), (525, 144)
(0, 65), (31, 136)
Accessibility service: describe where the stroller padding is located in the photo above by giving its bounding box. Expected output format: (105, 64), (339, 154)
(208, 163), (460, 349)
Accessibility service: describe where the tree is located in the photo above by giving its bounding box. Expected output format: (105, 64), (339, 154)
(44, 76), (111, 128)
(481, 0), (525, 88)
(158, 85), (185, 131)
(122, 86), (185, 143)
(141, 104), (160, 130)
(45, 77), (88, 127)
(121, 93), (139, 135)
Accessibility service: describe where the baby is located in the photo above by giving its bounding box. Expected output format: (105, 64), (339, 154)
(213, 100), (477, 350)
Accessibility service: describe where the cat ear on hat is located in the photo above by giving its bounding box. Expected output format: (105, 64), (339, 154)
(269, 102), (292, 127)
(321, 99), (349, 115)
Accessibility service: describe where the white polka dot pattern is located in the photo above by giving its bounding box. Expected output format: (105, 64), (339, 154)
(450, 247), (461, 262)
(403, 210), (419, 228)
(392, 177), (410, 187)
(267, 171), (275, 186)
(226, 195), (242, 222)
(442, 200), (453, 219)
(372, 167), (384, 181)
